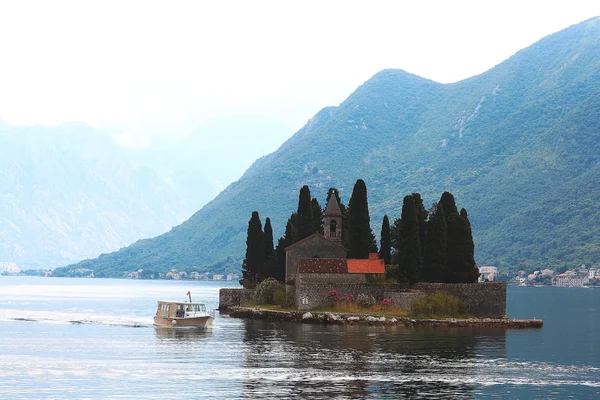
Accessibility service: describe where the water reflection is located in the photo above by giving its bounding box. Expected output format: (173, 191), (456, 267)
(241, 320), (506, 399)
(154, 326), (213, 341)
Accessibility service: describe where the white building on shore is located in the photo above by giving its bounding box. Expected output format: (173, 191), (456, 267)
(552, 274), (589, 287)
(478, 266), (498, 282)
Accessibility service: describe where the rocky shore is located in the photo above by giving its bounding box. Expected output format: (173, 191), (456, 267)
(224, 306), (543, 329)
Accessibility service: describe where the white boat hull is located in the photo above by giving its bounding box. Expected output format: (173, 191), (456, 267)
(153, 315), (213, 328)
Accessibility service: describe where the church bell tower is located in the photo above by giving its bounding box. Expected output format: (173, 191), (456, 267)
(323, 190), (342, 243)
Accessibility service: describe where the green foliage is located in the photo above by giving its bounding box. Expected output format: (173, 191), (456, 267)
(446, 208), (480, 283)
(311, 197), (324, 235)
(356, 293), (376, 308)
(297, 185), (315, 240)
(422, 204), (447, 282)
(397, 195), (422, 284)
(348, 179), (373, 259)
(253, 278), (285, 305)
(273, 287), (295, 308)
(385, 264), (399, 281)
(263, 217), (276, 281)
(379, 215), (392, 265)
(412, 291), (468, 318)
(241, 211), (265, 288)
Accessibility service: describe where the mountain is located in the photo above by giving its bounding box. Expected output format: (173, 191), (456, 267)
(65, 17), (600, 277)
(0, 122), (188, 268)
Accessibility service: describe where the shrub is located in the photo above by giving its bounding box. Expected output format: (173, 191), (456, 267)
(356, 293), (376, 308)
(273, 287), (294, 308)
(326, 290), (342, 304)
(385, 264), (399, 280)
(381, 298), (392, 306)
(412, 291), (467, 318)
(254, 278), (284, 305)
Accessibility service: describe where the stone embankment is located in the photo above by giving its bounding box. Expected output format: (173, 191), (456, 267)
(224, 307), (543, 329)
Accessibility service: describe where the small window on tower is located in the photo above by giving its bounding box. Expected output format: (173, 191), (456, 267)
(330, 220), (337, 237)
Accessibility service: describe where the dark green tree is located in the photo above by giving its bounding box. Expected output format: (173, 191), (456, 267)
(297, 185), (315, 240)
(412, 193), (428, 257)
(439, 191), (458, 218)
(397, 195), (422, 284)
(446, 207), (479, 283)
(390, 217), (402, 256)
(379, 215), (392, 265)
(347, 179), (372, 259)
(274, 212), (298, 282)
(263, 217), (276, 280)
(240, 211), (265, 288)
(422, 203), (447, 282)
(311, 197), (324, 234)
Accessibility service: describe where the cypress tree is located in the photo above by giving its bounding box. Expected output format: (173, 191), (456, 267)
(439, 191), (458, 218)
(460, 208), (479, 282)
(311, 197), (324, 235)
(274, 212), (298, 282)
(446, 207), (479, 283)
(422, 204), (447, 282)
(348, 179), (372, 259)
(240, 211), (265, 288)
(390, 217), (402, 256)
(397, 195), (422, 285)
(379, 215), (392, 265)
(263, 217), (275, 281)
(297, 185), (315, 240)
(412, 193), (428, 257)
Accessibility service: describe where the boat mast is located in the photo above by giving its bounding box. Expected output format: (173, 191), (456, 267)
(186, 291), (192, 303)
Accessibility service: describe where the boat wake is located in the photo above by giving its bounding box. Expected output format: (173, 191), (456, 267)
(0, 309), (153, 328)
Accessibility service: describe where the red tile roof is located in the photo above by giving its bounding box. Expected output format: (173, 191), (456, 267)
(297, 257), (386, 274)
(298, 259), (347, 273)
(347, 258), (385, 274)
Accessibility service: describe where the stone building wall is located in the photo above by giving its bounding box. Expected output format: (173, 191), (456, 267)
(285, 235), (347, 283)
(298, 273), (366, 284)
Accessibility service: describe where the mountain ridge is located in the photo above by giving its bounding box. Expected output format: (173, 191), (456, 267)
(63, 17), (600, 276)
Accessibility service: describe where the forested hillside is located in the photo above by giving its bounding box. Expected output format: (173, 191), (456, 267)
(64, 17), (600, 277)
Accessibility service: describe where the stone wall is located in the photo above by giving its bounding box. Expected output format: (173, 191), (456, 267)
(298, 273), (366, 284)
(220, 281), (507, 318)
(383, 291), (427, 310)
(218, 288), (255, 310)
(294, 281), (507, 317)
(413, 282), (507, 318)
(295, 282), (399, 310)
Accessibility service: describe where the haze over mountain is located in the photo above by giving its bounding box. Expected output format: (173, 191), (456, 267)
(0, 115), (294, 269)
(63, 17), (600, 276)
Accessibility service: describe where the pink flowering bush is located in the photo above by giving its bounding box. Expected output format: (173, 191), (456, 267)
(381, 298), (393, 306)
(326, 290), (355, 306)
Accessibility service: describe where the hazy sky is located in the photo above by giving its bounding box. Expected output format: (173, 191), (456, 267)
(1, 0), (600, 148)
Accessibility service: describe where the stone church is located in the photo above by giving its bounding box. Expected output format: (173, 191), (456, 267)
(284, 193), (385, 303)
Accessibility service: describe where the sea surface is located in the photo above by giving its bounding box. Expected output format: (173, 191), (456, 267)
(1, 277), (599, 399)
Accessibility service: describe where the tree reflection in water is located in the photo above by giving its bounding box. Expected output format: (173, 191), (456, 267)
(242, 320), (506, 399)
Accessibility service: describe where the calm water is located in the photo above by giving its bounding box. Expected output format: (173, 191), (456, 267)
(1, 277), (599, 399)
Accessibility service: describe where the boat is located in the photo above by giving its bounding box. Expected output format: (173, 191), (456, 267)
(153, 291), (214, 328)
